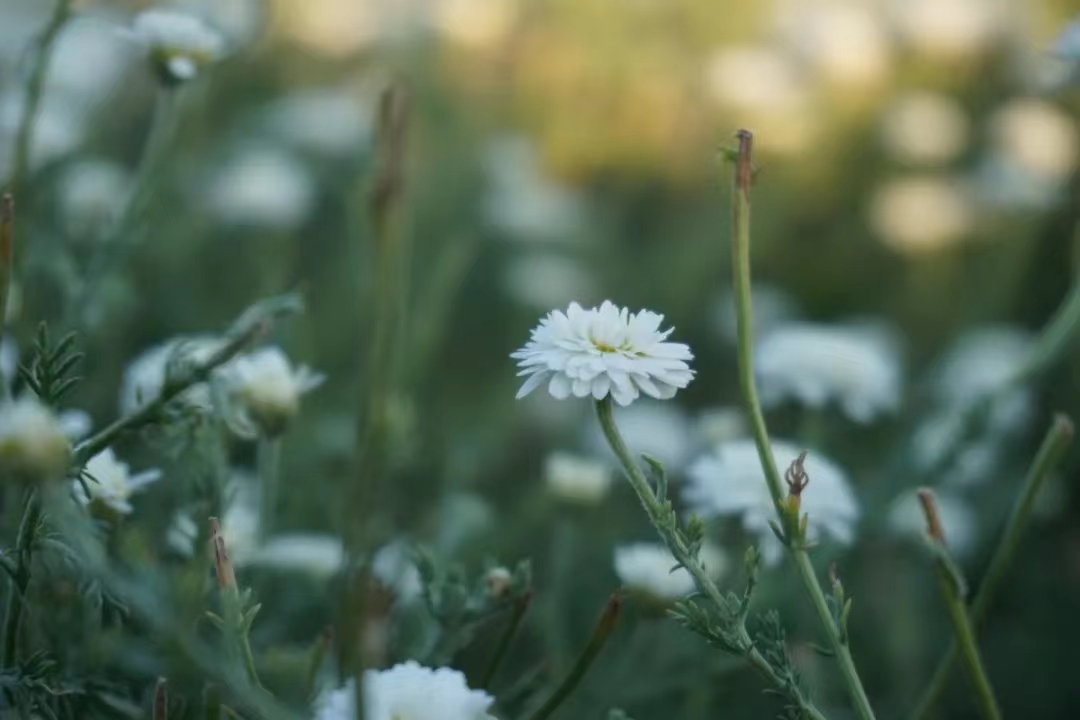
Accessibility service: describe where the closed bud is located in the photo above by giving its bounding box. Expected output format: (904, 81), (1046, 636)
(484, 566), (513, 600)
(0, 397), (72, 484)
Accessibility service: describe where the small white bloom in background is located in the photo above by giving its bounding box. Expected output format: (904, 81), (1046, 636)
(0, 396), (72, 483)
(696, 406), (749, 447)
(372, 540), (423, 604)
(880, 92), (970, 166)
(989, 100), (1078, 184)
(715, 284), (798, 344)
(120, 336), (226, 414)
(774, 0), (892, 88)
(484, 566), (513, 600)
(755, 322), (902, 423)
(222, 346), (325, 437)
(315, 661), (494, 720)
(869, 176), (974, 254)
(888, 489), (977, 558)
(74, 448), (161, 516)
(250, 534), (345, 577)
(889, 0), (1001, 59)
(543, 451), (612, 505)
(58, 409), (92, 441)
(131, 9), (226, 83)
(174, 0), (264, 45)
(685, 440), (859, 565)
(168, 478), (261, 564)
(205, 147), (318, 231)
(0, 94), (84, 174)
(613, 542), (727, 601)
(47, 18), (137, 111)
(56, 159), (133, 239)
(502, 254), (595, 310)
(512, 301), (694, 407)
(587, 401), (694, 470)
(265, 88), (373, 159)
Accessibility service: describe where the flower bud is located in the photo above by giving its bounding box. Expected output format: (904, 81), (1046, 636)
(224, 347), (324, 437)
(0, 397), (72, 484)
(484, 566), (513, 600)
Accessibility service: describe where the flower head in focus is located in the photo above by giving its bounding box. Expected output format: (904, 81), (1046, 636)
(131, 9), (226, 83)
(543, 451), (611, 505)
(512, 301), (694, 406)
(755, 322), (902, 423)
(613, 542), (726, 602)
(315, 661), (494, 720)
(0, 396), (72, 483)
(685, 440), (859, 564)
(75, 448), (161, 517)
(222, 346), (325, 437)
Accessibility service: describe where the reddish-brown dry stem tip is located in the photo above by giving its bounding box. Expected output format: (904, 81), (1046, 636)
(917, 488), (946, 544)
(735, 130), (754, 191)
(209, 517), (237, 591)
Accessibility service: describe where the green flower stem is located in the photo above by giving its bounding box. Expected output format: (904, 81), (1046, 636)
(5, 0), (74, 197)
(2, 490), (41, 669)
(0, 196), (13, 401)
(728, 130), (876, 720)
(523, 592), (621, 720)
(595, 399), (828, 720)
(481, 588), (533, 690)
(257, 438), (281, 541)
(908, 415), (1074, 720)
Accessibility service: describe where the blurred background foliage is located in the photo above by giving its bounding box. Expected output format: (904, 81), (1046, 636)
(3, 0), (1080, 718)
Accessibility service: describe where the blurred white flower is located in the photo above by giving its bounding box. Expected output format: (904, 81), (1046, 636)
(544, 451), (611, 505)
(131, 9), (226, 82)
(207, 147), (318, 230)
(869, 176), (974, 253)
(56, 159), (132, 238)
(715, 284), (799, 344)
(433, 0), (517, 49)
(890, 0), (1001, 59)
(58, 409), (92, 441)
(685, 440), (859, 565)
(75, 448), (161, 516)
(0, 93), (84, 173)
(776, 1), (892, 88)
(512, 301), (694, 406)
(168, 478), (260, 564)
(372, 540), (423, 604)
(250, 534), (345, 577)
(755, 322), (902, 423)
(696, 406), (749, 447)
(613, 542), (727, 601)
(435, 493), (496, 554)
(989, 99), (1078, 183)
(223, 346), (324, 436)
(266, 88), (373, 158)
(48, 18), (137, 105)
(176, 0), (264, 45)
(315, 661), (494, 720)
(887, 489), (977, 557)
(483, 136), (584, 243)
(0, 396), (72, 483)
(120, 336), (226, 414)
(881, 92), (970, 166)
(588, 401), (694, 469)
(502, 254), (594, 310)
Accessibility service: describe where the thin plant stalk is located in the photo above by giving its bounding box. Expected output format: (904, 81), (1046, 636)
(0, 195), (13, 400)
(594, 398), (828, 720)
(917, 491), (1001, 720)
(2, 490), (41, 668)
(523, 592), (621, 720)
(728, 129), (876, 720)
(909, 415), (1074, 720)
(257, 438), (281, 541)
(480, 589), (533, 690)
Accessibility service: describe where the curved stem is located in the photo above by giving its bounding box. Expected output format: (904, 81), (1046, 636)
(728, 130), (876, 720)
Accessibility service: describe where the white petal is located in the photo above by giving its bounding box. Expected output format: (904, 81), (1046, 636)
(548, 374), (572, 399)
(515, 371), (550, 399)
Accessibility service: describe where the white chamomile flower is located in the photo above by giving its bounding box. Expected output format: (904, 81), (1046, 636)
(120, 336), (226, 415)
(250, 534), (345, 577)
(685, 440), (859, 565)
(372, 540), (423, 604)
(315, 661), (495, 720)
(613, 542), (727, 601)
(75, 448), (161, 517)
(543, 451), (611, 505)
(206, 147), (317, 230)
(223, 346), (325, 436)
(755, 321), (902, 423)
(131, 9), (226, 83)
(0, 396), (72, 483)
(887, 489), (977, 558)
(512, 301), (694, 406)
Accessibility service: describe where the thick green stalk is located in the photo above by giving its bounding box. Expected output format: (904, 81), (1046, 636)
(595, 399), (828, 720)
(728, 130), (876, 720)
(908, 415), (1074, 720)
(524, 593), (621, 720)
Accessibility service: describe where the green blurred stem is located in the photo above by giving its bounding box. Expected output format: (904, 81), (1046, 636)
(908, 415), (1074, 720)
(5, 0), (74, 196)
(481, 589), (533, 690)
(594, 399), (828, 720)
(728, 130), (876, 720)
(0, 196), (13, 401)
(1015, 282), (1080, 383)
(523, 593), (621, 720)
(2, 490), (40, 669)
(257, 438), (281, 541)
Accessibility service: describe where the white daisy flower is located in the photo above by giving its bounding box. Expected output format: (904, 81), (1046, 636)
(512, 301), (694, 407)
(75, 448), (161, 516)
(250, 534), (345, 577)
(222, 346), (325, 436)
(544, 451), (611, 505)
(0, 396), (72, 483)
(205, 147), (317, 230)
(316, 661), (495, 720)
(887, 489), (977, 558)
(613, 542), (727, 601)
(372, 540), (423, 604)
(685, 440), (859, 565)
(755, 321), (902, 423)
(131, 9), (226, 82)
(120, 336), (227, 415)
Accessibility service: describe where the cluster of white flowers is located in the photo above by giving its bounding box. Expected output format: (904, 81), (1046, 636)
(316, 661), (494, 720)
(512, 301), (694, 406)
(613, 542), (727, 601)
(75, 448), (161, 517)
(685, 440), (860, 565)
(130, 9), (226, 82)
